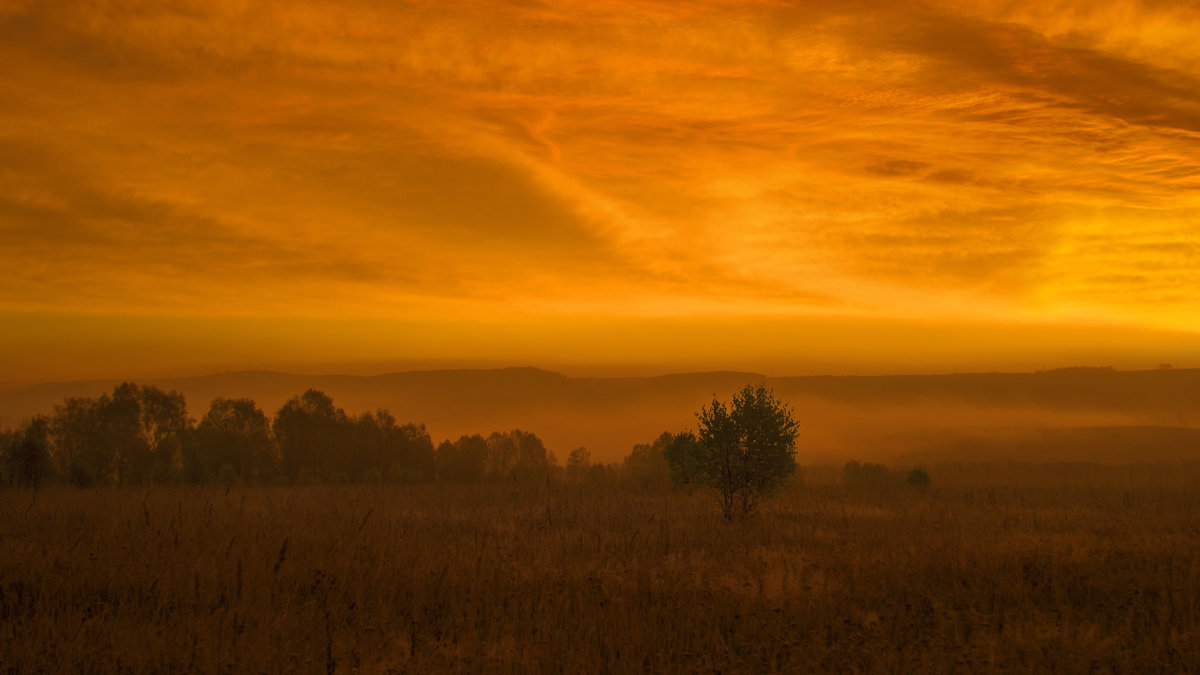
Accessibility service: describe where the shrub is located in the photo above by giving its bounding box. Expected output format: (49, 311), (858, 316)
(906, 467), (932, 486)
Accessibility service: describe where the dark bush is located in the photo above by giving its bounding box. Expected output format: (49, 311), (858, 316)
(906, 467), (932, 486)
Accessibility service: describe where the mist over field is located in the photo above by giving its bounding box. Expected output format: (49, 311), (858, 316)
(7, 367), (1200, 672)
(4, 365), (1200, 465)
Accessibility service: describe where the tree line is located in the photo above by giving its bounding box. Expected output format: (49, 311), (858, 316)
(3, 382), (817, 519)
(0, 382), (719, 490)
(0, 383), (570, 488)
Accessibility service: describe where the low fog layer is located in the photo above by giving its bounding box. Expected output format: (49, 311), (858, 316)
(3, 367), (1198, 464)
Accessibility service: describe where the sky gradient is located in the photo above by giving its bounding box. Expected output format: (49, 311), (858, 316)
(3, 0), (1200, 385)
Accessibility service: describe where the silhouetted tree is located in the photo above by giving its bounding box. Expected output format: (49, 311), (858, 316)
(191, 398), (274, 483)
(49, 383), (186, 486)
(6, 416), (54, 488)
(273, 389), (346, 483)
(623, 432), (672, 488)
(99, 383), (146, 486)
(0, 427), (13, 485)
(485, 429), (550, 483)
(435, 434), (488, 482)
(663, 431), (704, 490)
(696, 384), (799, 520)
(566, 447), (591, 480)
(369, 413), (434, 483)
(347, 410), (388, 481)
(51, 396), (104, 486)
(136, 385), (189, 483)
(587, 462), (617, 485)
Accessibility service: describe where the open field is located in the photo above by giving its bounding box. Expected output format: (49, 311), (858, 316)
(4, 464), (1200, 673)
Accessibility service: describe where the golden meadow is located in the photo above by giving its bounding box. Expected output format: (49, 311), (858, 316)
(4, 463), (1200, 673)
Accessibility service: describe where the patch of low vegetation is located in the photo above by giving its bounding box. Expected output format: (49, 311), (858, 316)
(3, 464), (1200, 672)
(843, 461), (933, 488)
(905, 467), (931, 486)
(844, 460), (897, 486)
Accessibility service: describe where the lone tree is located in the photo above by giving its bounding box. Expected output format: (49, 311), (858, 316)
(696, 383), (799, 520)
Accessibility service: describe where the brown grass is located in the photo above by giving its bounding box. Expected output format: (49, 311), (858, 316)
(3, 464), (1200, 673)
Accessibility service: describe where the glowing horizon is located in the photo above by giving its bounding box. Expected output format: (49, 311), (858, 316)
(3, 0), (1199, 385)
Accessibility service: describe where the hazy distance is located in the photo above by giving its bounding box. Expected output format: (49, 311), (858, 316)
(4, 311), (1199, 390)
(5, 366), (1199, 466)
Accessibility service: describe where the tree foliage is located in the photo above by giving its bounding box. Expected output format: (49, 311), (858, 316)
(190, 398), (273, 484)
(485, 429), (550, 483)
(273, 389), (346, 482)
(3, 380), (775, 491)
(6, 416), (54, 488)
(663, 431), (703, 491)
(49, 383), (188, 487)
(0, 427), (13, 485)
(696, 384), (799, 520)
(435, 434), (488, 483)
(271, 391), (436, 484)
(566, 447), (591, 480)
(623, 432), (673, 488)
(367, 414), (435, 484)
(137, 385), (190, 483)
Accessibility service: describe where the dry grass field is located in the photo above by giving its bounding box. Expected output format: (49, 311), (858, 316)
(4, 464), (1200, 673)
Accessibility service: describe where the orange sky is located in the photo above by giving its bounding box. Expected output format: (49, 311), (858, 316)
(2, 0), (1200, 386)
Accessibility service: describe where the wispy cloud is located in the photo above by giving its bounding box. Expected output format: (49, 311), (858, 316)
(2, 0), (1199, 376)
